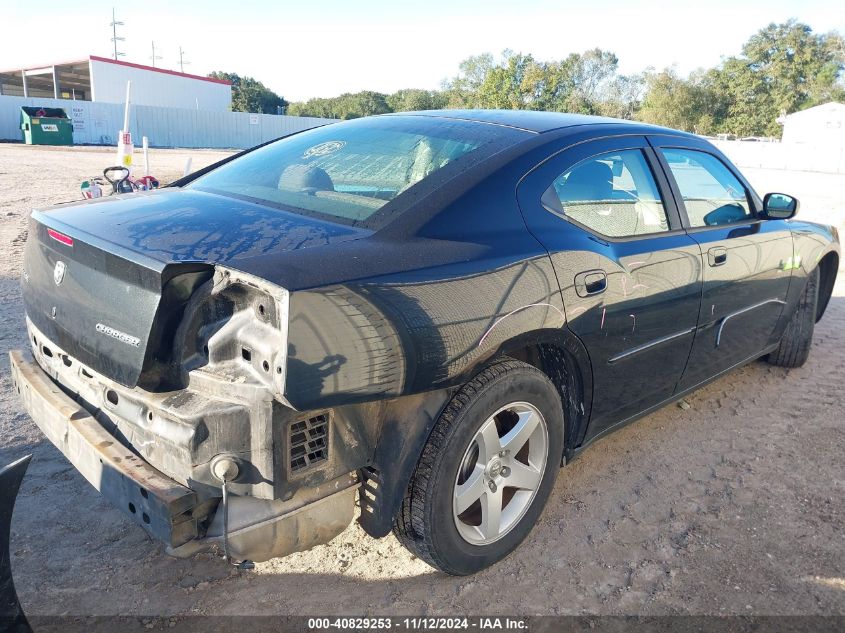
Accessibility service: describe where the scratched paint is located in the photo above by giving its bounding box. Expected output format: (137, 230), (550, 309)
(477, 303), (567, 348)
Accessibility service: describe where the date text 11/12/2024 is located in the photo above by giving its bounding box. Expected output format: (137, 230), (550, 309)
(307, 617), (528, 630)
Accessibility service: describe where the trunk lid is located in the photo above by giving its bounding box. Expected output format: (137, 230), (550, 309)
(22, 189), (367, 387)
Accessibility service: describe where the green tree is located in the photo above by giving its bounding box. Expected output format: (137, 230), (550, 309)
(443, 49), (619, 113)
(344, 91), (392, 118)
(287, 91), (391, 119)
(442, 53), (495, 107)
(207, 71), (288, 114)
(285, 21), (844, 136)
(598, 73), (645, 119)
(638, 67), (725, 134)
(712, 21), (845, 136)
(475, 51), (539, 109)
(386, 89), (448, 112)
(569, 49), (620, 112)
(287, 97), (338, 118)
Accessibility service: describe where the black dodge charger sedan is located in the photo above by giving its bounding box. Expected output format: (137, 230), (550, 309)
(11, 110), (840, 575)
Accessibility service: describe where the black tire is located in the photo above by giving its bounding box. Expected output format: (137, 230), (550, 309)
(767, 267), (819, 368)
(393, 359), (564, 575)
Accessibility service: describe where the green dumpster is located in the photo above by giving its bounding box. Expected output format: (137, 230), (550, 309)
(20, 106), (74, 146)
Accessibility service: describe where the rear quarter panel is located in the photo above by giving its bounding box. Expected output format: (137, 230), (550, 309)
(285, 250), (565, 411)
(277, 154), (578, 411)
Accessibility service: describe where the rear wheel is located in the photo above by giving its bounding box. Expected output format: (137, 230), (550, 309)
(393, 359), (564, 575)
(767, 267), (819, 368)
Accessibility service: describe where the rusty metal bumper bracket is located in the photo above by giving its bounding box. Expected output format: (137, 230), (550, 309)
(9, 350), (206, 550)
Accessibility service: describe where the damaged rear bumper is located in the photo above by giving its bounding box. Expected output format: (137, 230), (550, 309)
(9, 349), (205, 548)
(9, 350), (359, 561)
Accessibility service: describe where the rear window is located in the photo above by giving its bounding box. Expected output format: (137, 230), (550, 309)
(189, 116), (518, 229)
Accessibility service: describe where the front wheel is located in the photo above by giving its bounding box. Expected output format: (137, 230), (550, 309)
(393, 359), (564, 575)
(767, 267), (819, 368)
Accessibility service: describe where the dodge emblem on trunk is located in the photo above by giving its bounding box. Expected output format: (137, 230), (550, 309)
(53, 261), (66, 286)
(95, 323), (141, 347)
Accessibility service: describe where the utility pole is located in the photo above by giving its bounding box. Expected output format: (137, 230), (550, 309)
(150, 41), (163, 67)
(110, 7), (125, 60)
(178, 46), (190, 73)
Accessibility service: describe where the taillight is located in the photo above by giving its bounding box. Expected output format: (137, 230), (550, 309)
(47, 228), (73, 247)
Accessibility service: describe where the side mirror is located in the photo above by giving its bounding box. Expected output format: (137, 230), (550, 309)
(762, 193), (799, 220)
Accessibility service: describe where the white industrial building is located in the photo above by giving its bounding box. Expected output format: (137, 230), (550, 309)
(780, 102), (845, 145)
(0, 55), (232, 111)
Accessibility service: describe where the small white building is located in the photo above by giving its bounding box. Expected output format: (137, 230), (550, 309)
(780, 102), (845, 145)
(0, 55), (232, 112)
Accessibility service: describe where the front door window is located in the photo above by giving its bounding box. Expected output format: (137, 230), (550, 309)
(661, 149), (753, 227)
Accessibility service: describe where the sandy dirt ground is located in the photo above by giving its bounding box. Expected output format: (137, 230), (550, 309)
(0, 144), (843, 617)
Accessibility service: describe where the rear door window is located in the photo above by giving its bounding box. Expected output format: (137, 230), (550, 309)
(543, 149), (669, 238)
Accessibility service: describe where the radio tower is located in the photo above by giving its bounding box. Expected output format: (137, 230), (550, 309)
(110, 7), (125, 60)
(178, 46), (191, 73)
(150, 41), (163, 67)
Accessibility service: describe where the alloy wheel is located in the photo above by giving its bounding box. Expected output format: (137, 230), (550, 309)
(452, 401), (549, 545)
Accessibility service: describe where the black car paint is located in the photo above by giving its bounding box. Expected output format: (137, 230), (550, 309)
(647, 135), (795, 391)
(516, 133), (704, 438)
(22, 191), (368, 387)
(19, 111), (840, 539)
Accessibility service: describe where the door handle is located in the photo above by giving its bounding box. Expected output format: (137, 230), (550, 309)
(575, 270), (607, 297)
(708, 247), (728, 266)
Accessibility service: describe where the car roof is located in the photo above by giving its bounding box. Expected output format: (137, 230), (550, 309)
(389, 109), (666, 134)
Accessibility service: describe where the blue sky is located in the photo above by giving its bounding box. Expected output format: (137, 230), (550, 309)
(2, 0), (844, 101)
